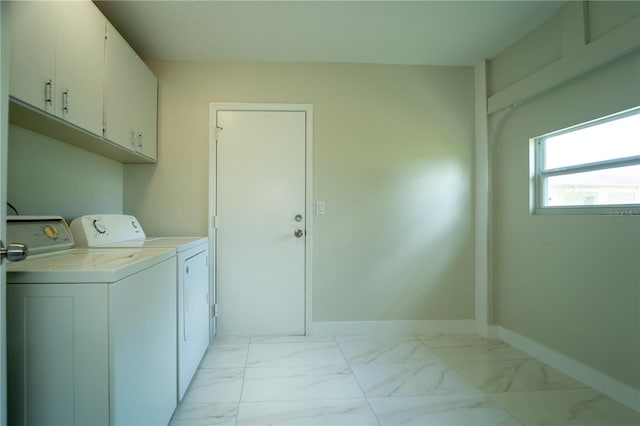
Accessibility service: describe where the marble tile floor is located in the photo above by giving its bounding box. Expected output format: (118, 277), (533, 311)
(170, 333), (640, 426)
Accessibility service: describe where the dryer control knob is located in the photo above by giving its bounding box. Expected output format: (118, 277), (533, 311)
(43, 226), (58, 239)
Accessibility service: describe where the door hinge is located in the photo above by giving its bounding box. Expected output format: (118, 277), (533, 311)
(212, 304), (218, 318)
(213, 215), (220, 229)
(215, 126), (223, 142)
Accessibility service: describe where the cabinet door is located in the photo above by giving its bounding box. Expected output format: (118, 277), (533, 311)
(105, 23), (158, 160)
(104, 23), (138, 151)
(134, 62), (158, 160)
(7, 0), (56, 113)
(55, 0), (105, 137)
(7, 284), (110, 426)
(179, 250), (210, 399)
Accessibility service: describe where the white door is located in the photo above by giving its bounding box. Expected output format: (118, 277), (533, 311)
(1, 4), (9, 423)
(216, 109), (307, 336)
(2, 6), (30, 422)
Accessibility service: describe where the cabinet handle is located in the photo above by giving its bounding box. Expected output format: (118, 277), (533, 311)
(62, 89), (69, 115)
(44, 80), (53, 106)
(137, 133), (143, 148)
(130, 131), (136, 148)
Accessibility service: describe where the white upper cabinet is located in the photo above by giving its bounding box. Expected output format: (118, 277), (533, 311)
(135, 60), (158, 160)
(104, 24), (158, 161)
(55, 1), (106, 137)
(8, 0), (158, 163)
(104, 24), (138, 150)
(9, 0), (105, 137)
(8, 1), (57, 114)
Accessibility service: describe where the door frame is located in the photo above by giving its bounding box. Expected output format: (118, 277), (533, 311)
(1, 2), (10, 423)
(208, 103), (314, 336)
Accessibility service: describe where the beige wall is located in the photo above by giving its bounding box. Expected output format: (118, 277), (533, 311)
(7, 125), (123, 222)
(493, 50), (640, 390)
(491, 44), (640, 395)
(124, 61), (475, 321)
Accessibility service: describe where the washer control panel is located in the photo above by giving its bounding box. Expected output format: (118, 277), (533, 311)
(7, 216), (74, 255)
(70, 214), (146, 247)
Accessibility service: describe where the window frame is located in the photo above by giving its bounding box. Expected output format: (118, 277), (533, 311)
(531, 107), (640, 216)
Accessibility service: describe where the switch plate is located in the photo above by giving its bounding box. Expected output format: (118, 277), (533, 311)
(316, 201), (325, 215)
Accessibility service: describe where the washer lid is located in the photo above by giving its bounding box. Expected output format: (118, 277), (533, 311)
(7, 248), (174, 283)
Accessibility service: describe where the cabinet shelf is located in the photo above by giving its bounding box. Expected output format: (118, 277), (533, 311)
(10, 98), (155, 164)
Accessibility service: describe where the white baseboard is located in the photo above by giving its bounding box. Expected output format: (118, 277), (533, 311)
(475, 322), (500, 339)
(498, 326), (640, 413)
(311, 320), (476, 336)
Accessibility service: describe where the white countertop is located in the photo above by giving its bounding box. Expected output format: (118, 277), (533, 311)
(86, 236), (208, 252)
(7, 248), (175, 284)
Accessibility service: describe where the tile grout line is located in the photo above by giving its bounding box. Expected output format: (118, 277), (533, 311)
(233, 337), (252, 426)
(486, 391), (533, 426)
(414, 336), (586, 425)
(333, 335), (385, 426)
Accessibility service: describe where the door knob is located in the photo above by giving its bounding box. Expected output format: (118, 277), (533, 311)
(294, 229), (304, 238)
(0, 241), (28, 265)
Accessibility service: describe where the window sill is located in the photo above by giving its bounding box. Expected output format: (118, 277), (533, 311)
(533, 205), (640, 216)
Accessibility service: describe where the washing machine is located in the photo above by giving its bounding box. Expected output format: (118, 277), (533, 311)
(70, 214), (210, 401)
(6, 216), (178, 426)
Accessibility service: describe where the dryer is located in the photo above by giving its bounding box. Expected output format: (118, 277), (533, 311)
(6, 216), (177, 426)
(70, 214), (210, 401)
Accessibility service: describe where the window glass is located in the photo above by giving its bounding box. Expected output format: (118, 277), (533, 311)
(545, 165), (640, 206)
(544, 113), (640, 169)
(534, 107), (640, 213)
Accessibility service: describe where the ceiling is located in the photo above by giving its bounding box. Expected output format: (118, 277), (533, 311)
(95, 0), (566, 66)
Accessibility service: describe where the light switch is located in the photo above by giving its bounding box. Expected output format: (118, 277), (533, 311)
(316, 201), (326, 215)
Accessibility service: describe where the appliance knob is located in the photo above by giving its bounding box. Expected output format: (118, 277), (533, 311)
(92, 219), (107, 234)
(43, 225), (59, 239)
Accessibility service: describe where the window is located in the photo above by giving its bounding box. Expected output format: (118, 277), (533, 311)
(532, 107), (640, 215)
